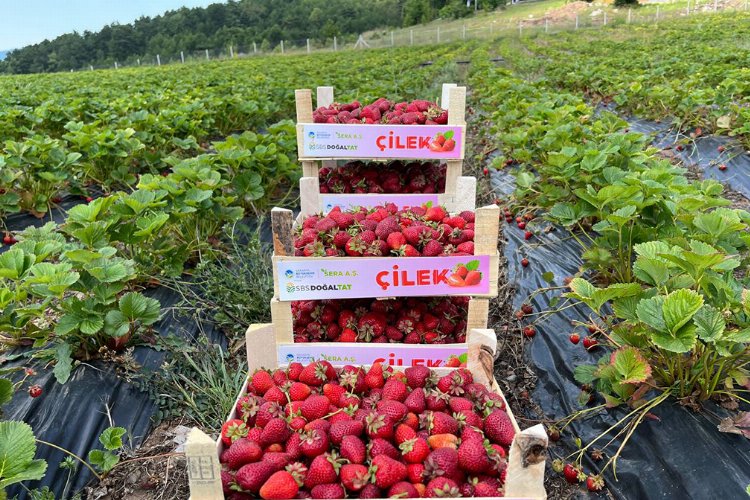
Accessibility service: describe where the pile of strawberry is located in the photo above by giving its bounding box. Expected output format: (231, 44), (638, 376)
(313, 98), (448, 125)
(294, 204), (475, 257)
(292, 296), (469, 344)
(319, 161), (446, 194)
(220, 361), (515, 499)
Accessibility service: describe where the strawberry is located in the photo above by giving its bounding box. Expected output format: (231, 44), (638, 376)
(569, 333), (580, 344)
(427, 433), (459, 450)
(28, 385), (42, 398)
(404, 365), (430, 388)
(365, 412), (395, 440)
(221, 419), (248, 446)
(524, 230), (533, 240)
(340, 435), (367, 464)
(341, 463), (371, 491)
(518, 221), (526, 230)
(521, 257), (529, 267)
(377, 400), (408, 422)
(388, 481), (420, 498)
(458, 438), (491, 474)
(301, 394), (330, 421)
(250, 370), (274, 396)
(330, 420), (364, 445)
(485, 410), (515, 446)
(563, 463), (582, 484)
(583, 337), (598, 350)
(400, 437), (430, 463)
(224, 438), (263, 469)
(359, 483), (383, 498)
(422, 239), (444, 256)
(381, 377), (408, 402)
(425, 477), (460, 497)
(369, 437), (400, 459)
(587, 474), (605, 492)
(304, 453), (341, 488)
(236, 461), (279, 493)
(264, 386), (286, 405)
(424, 447), (459, 481)
(365, 362), (385, 389)
(375, 216), (401, 240)
(464, 270), (482, 286)
(288, 381), (312, 402)
(259, 470), (299, 499)
(404, 387), (427, 413)
(425, 205), (447, 222)
(261, 418), (291, 446)
(299, 428), (329, 458)
(298, 362), (330, 386)
(371, 455), (408, 489)
(719, 164), (727, 171)
(521, 303), (533, 314)
(323, 383), (346, 406)
(523, 326), (536, 338)
(310, 483), (346, 498)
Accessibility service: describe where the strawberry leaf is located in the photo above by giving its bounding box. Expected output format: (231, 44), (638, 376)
(465, 260), (480, 271)
(443, 130), (454, 140)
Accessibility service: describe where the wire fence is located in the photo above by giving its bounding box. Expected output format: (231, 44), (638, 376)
(85, 0), (749, 72)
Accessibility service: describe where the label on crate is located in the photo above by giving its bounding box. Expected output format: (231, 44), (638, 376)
(277, 343), (468, 368)
(320, 194), (439, 213)
(299, 124), (463, 159)
(278, 255), (490, 300)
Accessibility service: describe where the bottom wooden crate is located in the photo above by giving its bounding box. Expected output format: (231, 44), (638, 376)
(186, 324), (548, 500)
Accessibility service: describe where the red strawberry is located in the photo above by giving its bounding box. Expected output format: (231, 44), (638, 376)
(359, 483), (384, 498)
(365, 412), (395, 440)
(523, 326), (536, 338)
(388, 481), (420, 498)
(524, 230), (533, 240)
(330, 420), (364, 445)
(28, 385), (42, 398)
(425, 205), (447, 222)
(563, 463), (582, 484)
(304, 453), (341, 488)
(381, 377), (408, 402)
(301, 394), (330, 421)
(299, 362), (330, 386)
(404, 387), (427, 413)
(456, 241), (474, 254)
(221, 419), (248, 446)
(236, 461), (279, 493)
(259, 470), (299, 499)
(310, 483), (346, 498)
(369, 437), (400, 459)
(261, 418), (291, 446)
(323, 383), (346, 406)
(583, 337), (598, 350)
(299, 428), (330, 458)
(358, 313), (387, 341)
(224, 438), (263, 469)
(485, 410), (515, 446)
(464, 270), (482, 286)
(407, 463), (425, 483)
(341, 463), (371, 491)
(569, 333), (580, 344)
(405, 366), (430, 388)
(289, 382), (312, 401)
(400, 437), (430, 464)
(340, 435), (367, 464)
(587, 474), (605, 492)
(424, 447), (460, 481)
(386, 231), (407, 251)
(365, 362), (385, 389)
(521, 257), (529, 267)
(458, 438), (491, 474)
(425, 477), (460, 497)
(250, 370), (274, 395)
(371, 455), (408, 489)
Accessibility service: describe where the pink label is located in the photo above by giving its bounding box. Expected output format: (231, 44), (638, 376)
(278, 343), (467, 367)
(300, 124), (463, 159)
(320, 194), (439, 213)
(278, 255), (490, 300)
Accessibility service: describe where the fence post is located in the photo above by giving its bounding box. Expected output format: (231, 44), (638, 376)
(230, 45), (234, 58)
(490, 23), (493, 36)
(253, 42), (256, 54)
(306, 39), (310, 54)
(545, 18), (549, 32)
(157, 54), (161, 66)
(280, 40), (284, 54)
(180, 51), (185, 63)
(628, 8), (632, 23)
(714, 0), (718, 11)
(437, 26), (441, 43)
(463, 24), (466, 39)
(575, 14), (579, 29)
(114, 61), (118, 70)
(745, 0), (749, 10)
(137, 58), (141, 66)
(89, 65), (93, 71)
(333, 36), (337, 51)
(656, 5), (660, 21)
(205, 49), (209, 60)
(410, 29), (414, 45)
(518, 20), (522, 36)
(603, 11), (607, 25)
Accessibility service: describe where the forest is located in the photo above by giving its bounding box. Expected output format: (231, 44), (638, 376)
(0, 0), (505, 74)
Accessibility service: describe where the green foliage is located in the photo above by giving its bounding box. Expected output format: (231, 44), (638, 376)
(87, 427), (127, 474)
(0, 421), (47, 495)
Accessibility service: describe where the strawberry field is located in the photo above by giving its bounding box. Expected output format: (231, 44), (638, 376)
(3, 10), (750, 500)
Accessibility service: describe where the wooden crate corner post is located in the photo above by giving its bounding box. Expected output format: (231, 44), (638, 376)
(245, 323), (278, 372)
(505, 424), (549, 499)
(466, 328), (497, 388)
(316, 86), (334, 108)
(185, 427), (223, 499)
(299, 177), (321, 217)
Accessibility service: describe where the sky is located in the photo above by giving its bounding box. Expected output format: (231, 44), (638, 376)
(0, 0), (224, 51)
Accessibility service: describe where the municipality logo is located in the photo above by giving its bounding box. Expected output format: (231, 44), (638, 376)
(286, 282), (295, 294)
(286, 354), (294, 362)
(308, 131), (315, 139)
(285, 269), (294, 279)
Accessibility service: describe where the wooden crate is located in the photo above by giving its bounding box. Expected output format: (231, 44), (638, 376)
(270, 204), (500, 301)
(269, 296), (490, 367)
(299, 175), (477, 216)
(295, 84), (467, 163)
(185, 324), (549, 499)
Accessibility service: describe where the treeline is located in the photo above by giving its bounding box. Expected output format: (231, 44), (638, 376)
(0, 0), (506, 74)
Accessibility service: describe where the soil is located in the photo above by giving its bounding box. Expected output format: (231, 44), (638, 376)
(84, 420), (191, 500)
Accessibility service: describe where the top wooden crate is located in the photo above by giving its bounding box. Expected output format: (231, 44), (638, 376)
(295, 84), (467, 161)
